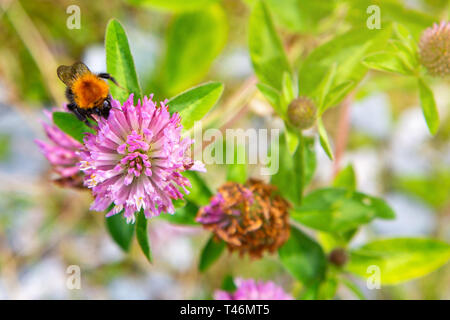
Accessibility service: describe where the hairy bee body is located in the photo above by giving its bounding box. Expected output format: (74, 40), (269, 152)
(57, 62), (119, 125)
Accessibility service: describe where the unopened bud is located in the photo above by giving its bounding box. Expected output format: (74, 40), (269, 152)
(419, 21), (450, 77)
(328, 248), (348, 267)
(287, 97), (317, 130)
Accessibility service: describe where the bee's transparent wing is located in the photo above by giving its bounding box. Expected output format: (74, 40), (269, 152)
(57, 61), (90, 86)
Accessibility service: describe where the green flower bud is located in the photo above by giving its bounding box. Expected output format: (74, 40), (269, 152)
(287, 97), (317, 130)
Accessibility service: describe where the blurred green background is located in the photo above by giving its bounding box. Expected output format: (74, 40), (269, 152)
(0, 0), (449, 299)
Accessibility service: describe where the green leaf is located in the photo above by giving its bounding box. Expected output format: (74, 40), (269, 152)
(270, 136), (316, 206)
(285, 125), (299, 155)
(169, 82), (224, 130)
(363, 52), (412, 75)
(389, 40), (418, 72)
(299, 26), (392, 110)
(52, 112), (94, 143)
(345, 1), (434, 39)
(136, 211), (152, 263)
(199, 236), (225, 272)
(292, 135), (305, 205)
(105, 19), (142, 102)
(333, 164), (356, 191)
(393, 23), (417, 53)
(340, 277), (366, 300)
(318, 228), (358, 251)
(378, 2), (434, 39)
(279, 226), (327, 285)
(394, 22), (412, 42)
(105, 213), (135, 252)
(221, 274), (237, 292)
(317, 276), (338, 300)
(292, 134), (318, 204)
(298, 281), (320, 300)
(394, 170), (450, 209)
(281, 72), (295, 104)
(127, 0), (219, 12)
(164, 4), (227, 95)
(257, 83), (285, 119)
(316, 63), (337, 113)
(317, 119), (334, 160)
(303, 137), (317, 188)
(323, 81), (354, 110)
(160, 201), (199, 225)
(291, 188), (395, 233)
(183, 171), (212, 206)
(226, 144), (247, 184)
(249, 0), (290, 90)
(347, 238), (450, 285)
(318, 232), (342, 253)
(418, 78), (439, 135)
(263, 0), (335, 33)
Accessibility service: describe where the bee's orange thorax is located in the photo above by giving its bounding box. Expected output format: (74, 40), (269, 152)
(72, 73), (109, 109)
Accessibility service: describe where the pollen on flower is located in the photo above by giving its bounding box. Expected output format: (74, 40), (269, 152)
(79, 160), (93, 171)
(86, 173), (99, 187)
(112, 204), (123, 215)
(135, 196), (145, 210)
(79, 94), (204, 223)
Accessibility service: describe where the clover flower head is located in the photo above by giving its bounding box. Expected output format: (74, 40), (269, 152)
(214, 278), (293, 300)
(196, 179), (290, 258)
(419, 21), (450, 77)
(35, 110), (84, 188)
(80, 94), (205, 223)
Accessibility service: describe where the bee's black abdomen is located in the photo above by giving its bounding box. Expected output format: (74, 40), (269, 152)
(65, 87), (76, 104)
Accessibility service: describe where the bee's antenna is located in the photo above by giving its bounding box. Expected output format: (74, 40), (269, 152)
(113, 81), (126, 91)
(98, 73), (125, 90)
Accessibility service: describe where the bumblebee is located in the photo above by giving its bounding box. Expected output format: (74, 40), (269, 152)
(57, 61), (119, 125)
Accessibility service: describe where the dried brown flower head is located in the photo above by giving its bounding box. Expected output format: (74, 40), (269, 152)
(196, 179), (290, 258)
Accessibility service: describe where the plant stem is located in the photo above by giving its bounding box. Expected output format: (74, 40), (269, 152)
(333, 93), (353, 177)
(295, 132), (305, 205)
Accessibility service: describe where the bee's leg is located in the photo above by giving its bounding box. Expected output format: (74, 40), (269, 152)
(85, 109), (99, 127)
(67, 103), (91, 127)
(101, 105), (111, 118)
(67, 103), (84, 121)
(88, 114), (99, 125)
(92, 107), (101, 115)
(98, 73), (121, 88)
(101, 97), (112, 118)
